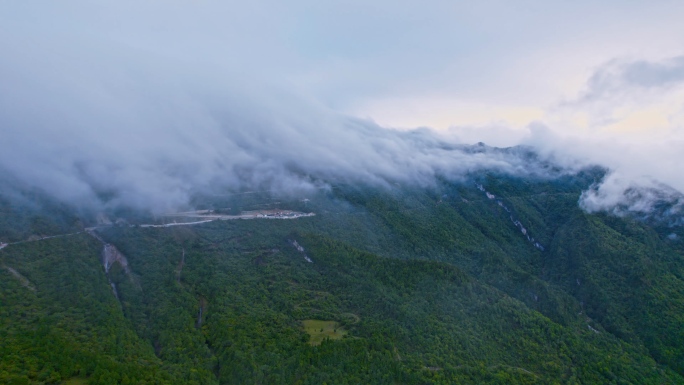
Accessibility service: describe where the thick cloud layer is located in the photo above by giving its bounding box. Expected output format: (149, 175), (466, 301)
(0, 73), (550, 212)
(1, 2), (684, 221)
(0, 32), (552, 212)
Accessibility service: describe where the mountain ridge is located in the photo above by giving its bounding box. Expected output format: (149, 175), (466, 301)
(2, 161), (684, 384)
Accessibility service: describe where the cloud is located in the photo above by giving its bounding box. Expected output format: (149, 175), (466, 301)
(580, 173), (682, 214)
(2, 1), (684, 226)
(0, 26), (558, 213)
(524, 56), (684, 222)
(586, 56), (684, 95)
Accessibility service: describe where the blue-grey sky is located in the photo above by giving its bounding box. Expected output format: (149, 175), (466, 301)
(1, 1), (684, 213)
(5, 1), (683, 124)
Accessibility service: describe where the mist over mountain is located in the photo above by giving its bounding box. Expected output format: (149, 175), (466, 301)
(2, 3), (684, 225)
(0, 42), (679, 225)
(0, 26), (563, 213)
(0, 61), (562, 213)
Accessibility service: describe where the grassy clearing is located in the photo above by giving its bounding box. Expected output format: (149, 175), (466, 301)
(302, 319), (347, 345)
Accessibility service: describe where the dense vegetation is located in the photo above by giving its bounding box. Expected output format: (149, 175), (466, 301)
(2, 173), (684, 384)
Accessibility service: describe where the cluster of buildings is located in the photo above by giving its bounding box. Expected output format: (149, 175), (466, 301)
(255, 210), (314, 219)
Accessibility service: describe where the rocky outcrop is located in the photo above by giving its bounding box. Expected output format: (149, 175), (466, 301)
(102, 243), (130, 274)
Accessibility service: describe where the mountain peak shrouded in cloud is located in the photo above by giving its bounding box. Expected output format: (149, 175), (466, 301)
(0, 50), (560, 213)
(1, 1), (684, 222)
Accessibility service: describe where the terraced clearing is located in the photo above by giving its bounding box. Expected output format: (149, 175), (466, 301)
(302, 320), (347, 346)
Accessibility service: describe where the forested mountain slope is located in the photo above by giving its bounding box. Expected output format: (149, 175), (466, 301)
(1, 173), (684, 384)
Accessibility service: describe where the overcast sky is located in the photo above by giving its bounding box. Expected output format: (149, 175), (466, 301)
(3, 1), (683, 128)
(2, 1), (684, 214)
